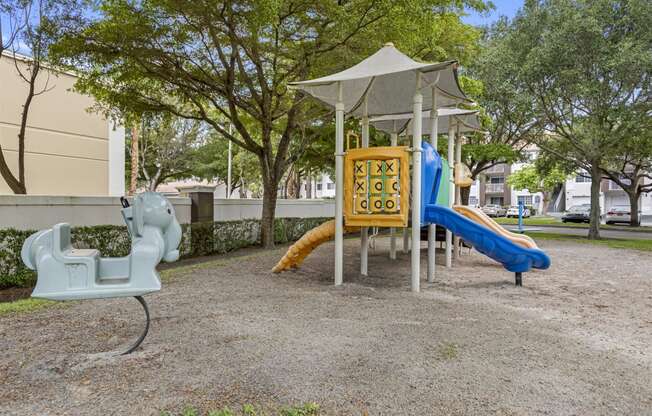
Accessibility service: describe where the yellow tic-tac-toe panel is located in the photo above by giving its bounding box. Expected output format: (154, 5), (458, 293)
(385, 159), (399, 176)
(371, 160), (384, 176)
(344, 146), (410, 227)
(370, 177), (384, 194)
(370, 195), (384, 213)
(355, 197), (369, 213)
(354, 177), (367, 194)
(385, 177), (398, 194)
(354, 160), (367, 177)
(384, 196), (399, 212)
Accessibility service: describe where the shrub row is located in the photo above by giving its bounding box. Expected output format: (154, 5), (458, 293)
(0, 217), (330, 289)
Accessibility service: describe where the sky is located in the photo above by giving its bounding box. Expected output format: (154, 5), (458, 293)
(462, 0), (523, 27)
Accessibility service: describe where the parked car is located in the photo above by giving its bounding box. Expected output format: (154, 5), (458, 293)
(561, 204), (591, 223)
(506, 206), (531, 218)
(605, 205), (639, 225)
(481, 204), (506, 217)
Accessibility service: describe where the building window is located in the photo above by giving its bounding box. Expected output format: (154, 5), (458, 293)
(469, 196), (478, 206)
(490, 176), (505, 184)
(575, 174), (591, 183)
(490, 197), (504, 205)
(316, 183), (322, 191)
(327, 182), (335, 190)
(517, 195), (533, 206)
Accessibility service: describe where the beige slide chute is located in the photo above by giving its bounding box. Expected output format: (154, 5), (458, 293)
(452, 205), (538, 249)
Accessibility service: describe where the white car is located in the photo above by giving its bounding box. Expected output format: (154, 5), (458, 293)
(481, 204), (506, 217)
(506, 206), (530, 218)
(605, 205), (639, 224)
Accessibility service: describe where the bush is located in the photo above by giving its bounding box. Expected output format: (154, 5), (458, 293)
(0, 217), (330, 289)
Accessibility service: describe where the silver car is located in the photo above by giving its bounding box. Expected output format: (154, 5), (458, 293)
(605, 205), (639, 224)
(481, 204), (506, 217)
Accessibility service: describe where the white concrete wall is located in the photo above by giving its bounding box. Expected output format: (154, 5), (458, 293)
(214, 198), (335, 221)
(0, 195), (191, 230)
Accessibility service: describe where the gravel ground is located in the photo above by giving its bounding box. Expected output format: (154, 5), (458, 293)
(1, 237), (651, 415)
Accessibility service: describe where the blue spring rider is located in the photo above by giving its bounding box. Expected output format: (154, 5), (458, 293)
(21, 191), (182, 354)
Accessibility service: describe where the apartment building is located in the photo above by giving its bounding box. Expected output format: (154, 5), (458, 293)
(471, 160), (652, 217)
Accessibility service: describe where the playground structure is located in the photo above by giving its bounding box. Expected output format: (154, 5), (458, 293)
(276, 43), (550, 290)
(21, 191), (182, 354)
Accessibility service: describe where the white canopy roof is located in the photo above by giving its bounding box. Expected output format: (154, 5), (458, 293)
(289, 43), (470, 117)
(370, 108), (482, 135)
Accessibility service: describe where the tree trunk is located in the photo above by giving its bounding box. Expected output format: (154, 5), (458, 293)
(260, 179), (278, 248)
(588, 163), (602, 239)
(0, 59), (40, 195)
(305, 173), (312, 199)
(541, 191), (550, 216)
(627, 190), (641, 227)
(0, 149), (25, 194)
(460, 186), (471, 206)
(129, 124), (139, 195)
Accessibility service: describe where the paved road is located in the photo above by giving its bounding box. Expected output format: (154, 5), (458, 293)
(503, 225), (652, 240)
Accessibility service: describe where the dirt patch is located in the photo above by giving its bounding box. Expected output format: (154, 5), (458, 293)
(1, 237), (651, 415)
(0, 286), (33, 302)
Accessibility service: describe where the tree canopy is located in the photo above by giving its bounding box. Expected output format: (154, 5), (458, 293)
(52, 0), (490, 247)
(494, 0), (652, 238)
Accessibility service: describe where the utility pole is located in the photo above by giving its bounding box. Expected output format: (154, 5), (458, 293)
(227, 123), (232, 199)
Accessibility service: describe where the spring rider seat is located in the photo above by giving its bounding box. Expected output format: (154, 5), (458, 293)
(21, 191), (182, 354)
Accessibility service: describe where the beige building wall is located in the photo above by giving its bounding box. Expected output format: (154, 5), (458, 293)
(0, 53), (124, 196)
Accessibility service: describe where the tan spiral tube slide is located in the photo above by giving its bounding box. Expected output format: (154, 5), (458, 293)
(272, 220), (359, 273)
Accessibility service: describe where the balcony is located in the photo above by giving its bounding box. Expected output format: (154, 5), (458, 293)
(485, 183), (504, 193)
(485, 164), (505, 174)
(608, 179), (630, 191)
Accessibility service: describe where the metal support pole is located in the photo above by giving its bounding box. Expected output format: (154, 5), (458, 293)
(389, 128), (398, 260)
(410, 72), (423, 293)
(402, 125), (409, 254)
(334, 82), (344, 286)
(227, 123), (233, 198)
(427, 89), (438, 283)
(454, 123), (462, 258)
(446, 122), (455, 268)
(360, 96), (369, 276)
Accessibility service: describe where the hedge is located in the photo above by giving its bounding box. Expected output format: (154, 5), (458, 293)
(0, 217), (330, 289)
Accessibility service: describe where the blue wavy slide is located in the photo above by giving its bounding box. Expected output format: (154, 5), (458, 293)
(420, 142), (550, 278)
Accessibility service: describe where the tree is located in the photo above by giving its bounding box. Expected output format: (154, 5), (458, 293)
(600, 130), (652, 226)
(460, 17), (544, 205)
(0, 0), (82, 194)
(505, 0), (652, 239)
(52, 0), (489, 248)
(135, 115), (207, 191)
(192, 134), (263, 198)
(507, 164), (568, 215)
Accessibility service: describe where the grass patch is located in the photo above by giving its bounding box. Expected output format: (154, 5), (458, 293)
(437, 342), (459, 360)
(527, 232), (652, 251)
(495, 216), (561, 226)
(0, 297), (60, 316)
(495, 216), (652, 232)
(162, 403), (320, 416)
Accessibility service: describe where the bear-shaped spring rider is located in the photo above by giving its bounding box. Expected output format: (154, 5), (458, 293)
(21, 192), (182, 354)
